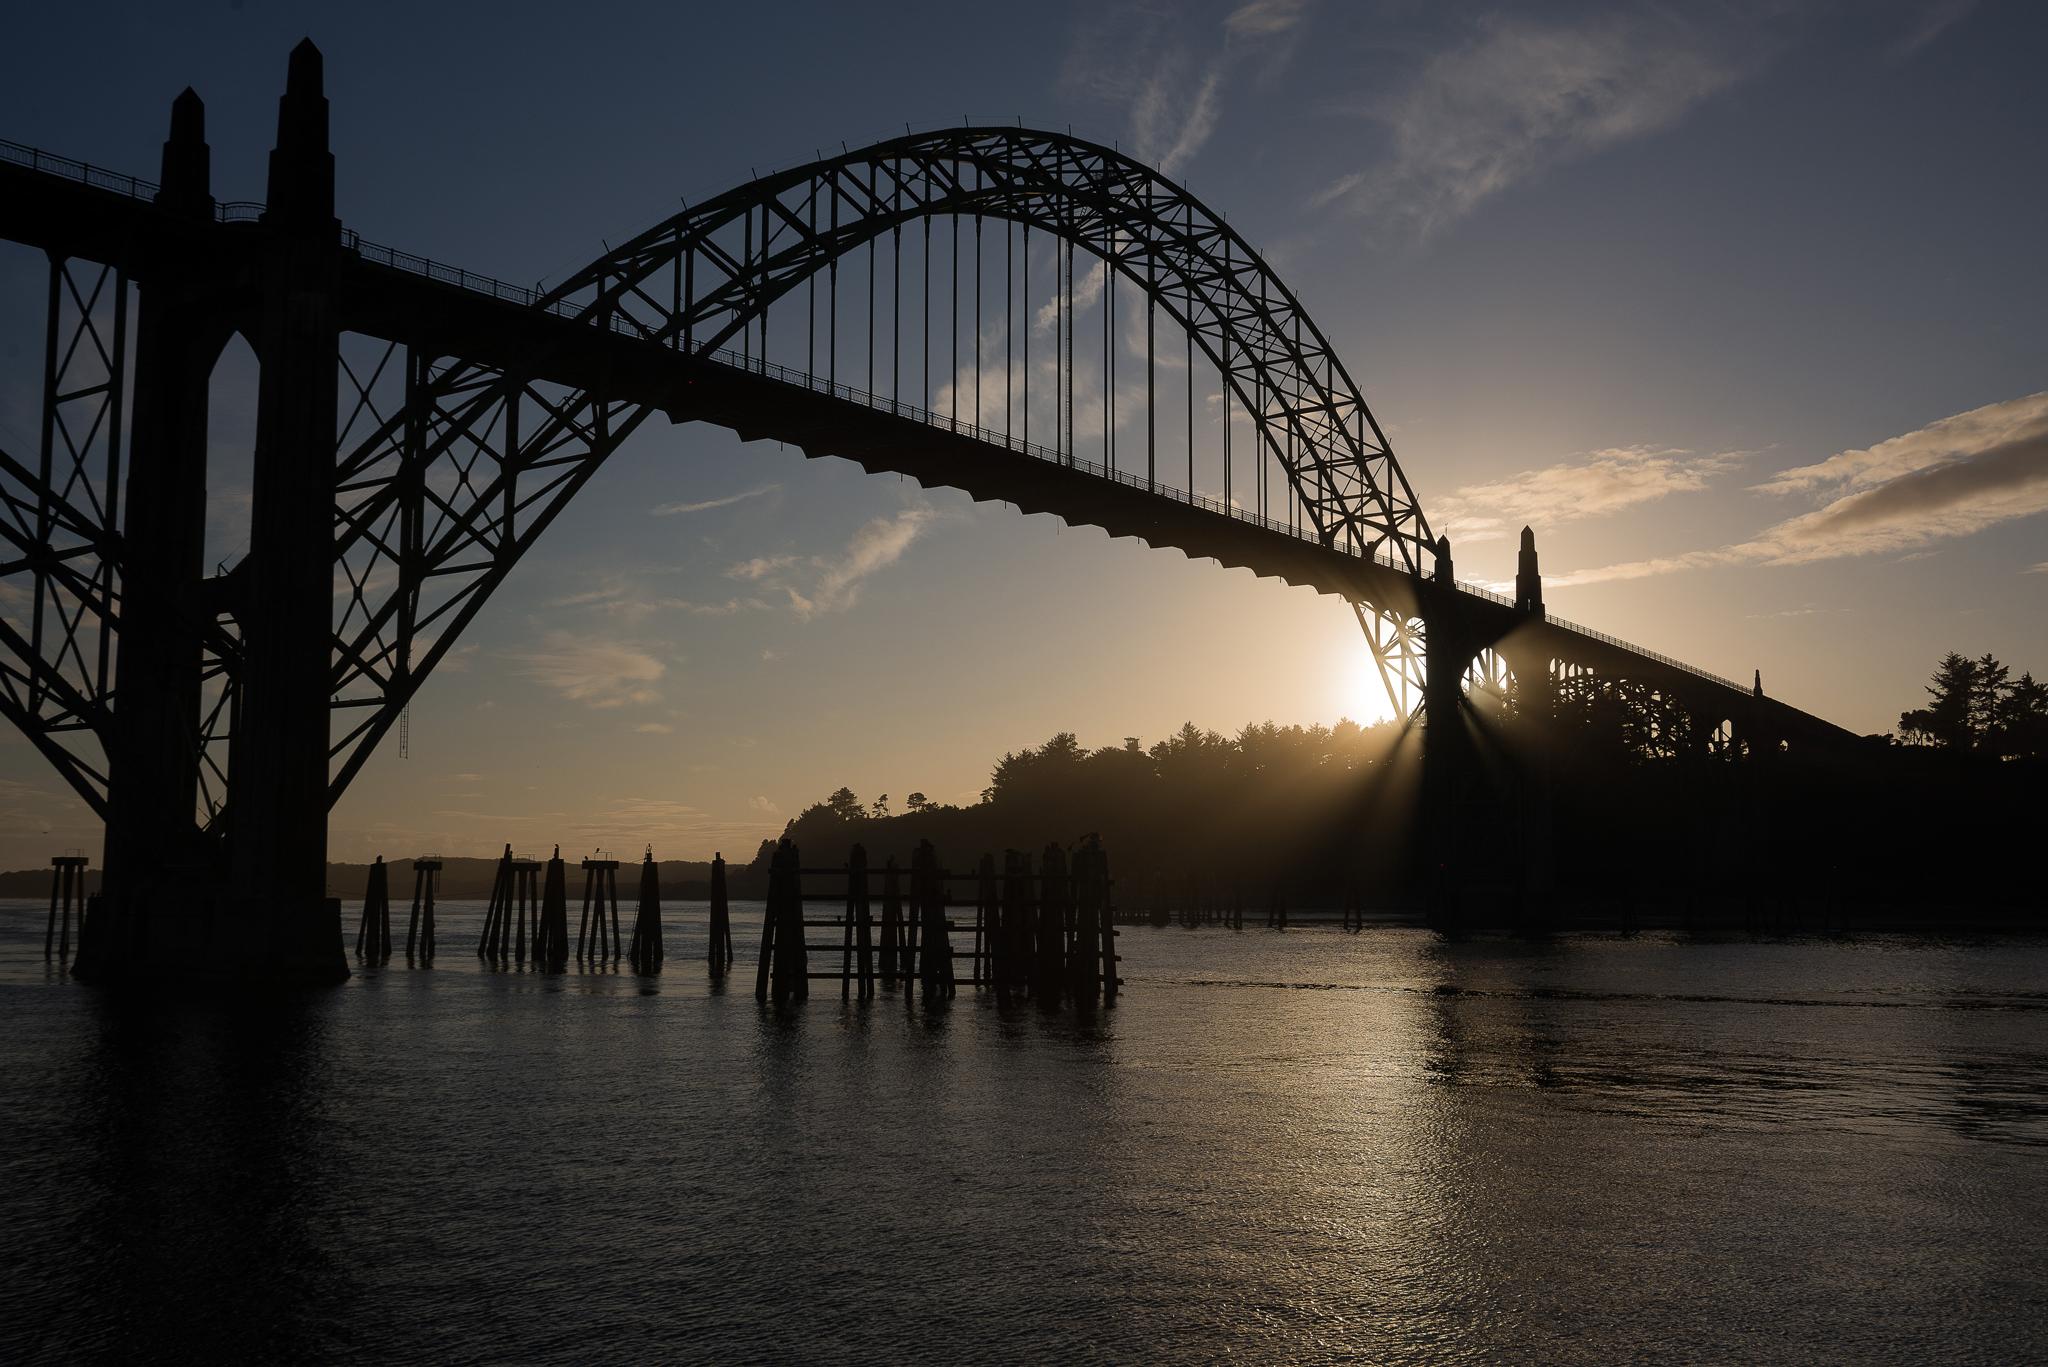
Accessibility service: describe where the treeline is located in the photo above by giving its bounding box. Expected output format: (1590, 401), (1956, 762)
(1897, 652), (2048, 758)
(756, 719), (1418, 904)
(761, 650), (2046, 924)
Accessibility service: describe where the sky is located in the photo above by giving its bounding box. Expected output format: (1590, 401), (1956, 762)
(1, 0), (2043, 868)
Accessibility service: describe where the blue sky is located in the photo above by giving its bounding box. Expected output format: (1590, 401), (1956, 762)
(1, 0), (2043, 865)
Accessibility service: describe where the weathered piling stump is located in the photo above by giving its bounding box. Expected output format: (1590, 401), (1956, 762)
(477, 845), (514, 961)
(477, 847), (539, 967)
(355, 856), (393, 962)
(879, 856), (905, 989)
(1074, 833), (1118, 1004)
(914, 839), (954, 1000)
(44, 855), (88, 962)
(973, 852), (998, 986)
(756, 838), (808, 1004)
(843, 844), (874, 1000)
(407, 857), (442, 963)
(1036, 841), (1070, 1007)
(535, 848), (570, 972)
(994, 851), (1027, 1004)
(627, 845), (664, 973)
(578, 854), (622, 967)
(708, 852), (735, 978)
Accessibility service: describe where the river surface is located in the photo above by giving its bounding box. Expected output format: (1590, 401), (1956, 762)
(1, 897), (2044, 1363)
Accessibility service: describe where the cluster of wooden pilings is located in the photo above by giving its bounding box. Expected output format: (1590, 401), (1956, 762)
(43, 856), (88, 962)
(753, 835), (1120, 1007)
(347, 843), (685, 976)
(421, 844), (668, 975)
(352, 855), (444, 964)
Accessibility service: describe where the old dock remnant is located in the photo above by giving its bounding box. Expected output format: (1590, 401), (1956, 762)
(354, 856), (392, 963)
(708, 852), (735, 978)
(578, 853), (622, 966)
(534, 847), (570, 972)
(44, 856), (89, 962)
(756, 836), (1121, 1006)
(628, 846), (664, 974)
(406, 857), (442, 963)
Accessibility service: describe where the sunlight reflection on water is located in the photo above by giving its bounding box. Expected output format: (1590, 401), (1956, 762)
(2, 900), (2045, 1362)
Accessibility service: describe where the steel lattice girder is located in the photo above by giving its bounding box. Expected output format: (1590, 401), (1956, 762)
(0, 257), (128, 817)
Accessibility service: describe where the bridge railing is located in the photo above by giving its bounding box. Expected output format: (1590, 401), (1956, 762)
(4, 138), (288, 228)
(1, 135), (1750, 698)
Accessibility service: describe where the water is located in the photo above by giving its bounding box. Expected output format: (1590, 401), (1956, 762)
(2, 897), (2045, 1363)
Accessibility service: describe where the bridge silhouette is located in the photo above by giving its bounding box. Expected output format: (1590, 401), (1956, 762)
(0, 44), (1857, 980)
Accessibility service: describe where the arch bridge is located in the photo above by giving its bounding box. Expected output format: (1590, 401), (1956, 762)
(0, 45), (1856, 979)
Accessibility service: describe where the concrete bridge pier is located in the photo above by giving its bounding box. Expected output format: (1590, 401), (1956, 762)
(77, 91), (235, 980)
(222, 41), (347, 981)
(1420, 537), (1479, 924)
(1503, 527), (1555, 923)
(83, 46), (347, 983)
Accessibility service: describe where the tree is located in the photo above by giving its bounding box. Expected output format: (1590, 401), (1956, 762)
(1901, 653), (1979, 749)
(826, 786), (864, 821)
(1973, 653), (2012, 752)
(905, 792), (931, 814)
(871, 793), (891, 818)
(1999, 672), (2048, 761)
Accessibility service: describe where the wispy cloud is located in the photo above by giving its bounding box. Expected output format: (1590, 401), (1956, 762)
(2028, 562), (2048, 575)
(511, 631), (665, 708)
(650, 483), (779, 517)
(1890, 0), (1976, 61)
(1225, 0), (1308, 39)
(1062, 0), (1312, 178)
(1552, 393), (2048, 587)
(726, 507), (937, 620)
(1318, 10), (1773, 239)
(544, 572), (766, 624)
(634, 722), (673, 735)
(1436, 445), (1742, 543)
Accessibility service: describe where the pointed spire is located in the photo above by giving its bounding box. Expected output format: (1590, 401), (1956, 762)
(287, 37), (324, 95)
(265, 39), (335, 233)
(1515, 525), (1545, 618)
(156, 87), (213, 217)
(1433, 534), (1454, 586)
(1753, 669), (1763, 698)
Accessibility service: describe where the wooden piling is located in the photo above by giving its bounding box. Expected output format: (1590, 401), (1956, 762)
(1072, 834), (1118, 1004)
(879, 856), (904, 989)
(760, 839), (808, 1004)
(536, 849), (570, 972)
(44, 856), (87, 962)
(913, 839), (954, 1000)
(708, 852), (734, 978)
(578, 855), (621, 966)
(844, 844), (874, 1000)
(355, 856), (393, 962)
(478, 844), (514, 960)
(407, 857), (441, 963)
(973, 852), (997, 987)
(628, 845), (664, 973)
(1036, 841), (1069, 1007)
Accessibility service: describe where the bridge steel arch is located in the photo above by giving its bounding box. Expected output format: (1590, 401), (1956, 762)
(326, 128), (1442, 804)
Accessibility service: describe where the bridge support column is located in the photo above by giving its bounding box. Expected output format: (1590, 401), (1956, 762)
(1506, 527), (1555, 924)
(219, 41), (346, 981)
(78, 91), (235, 980)
(1503, 658), (1555, 923)
(1421, 537), (1476, 924)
